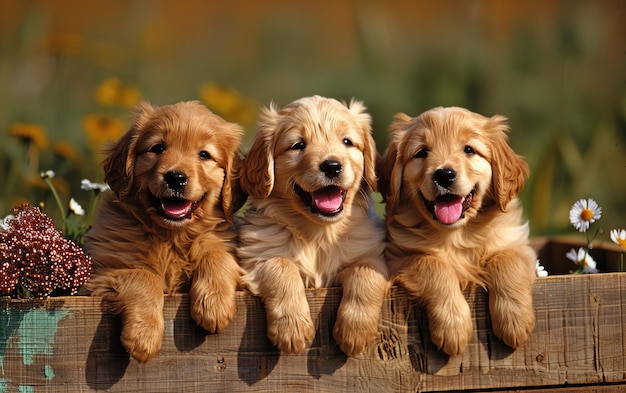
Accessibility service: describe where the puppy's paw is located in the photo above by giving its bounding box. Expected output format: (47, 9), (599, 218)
(428, 297), (473, 357)
(121, 313), (164, 363)
(267, 314), (315, 354)
(190, 288), (237, 333)
(490, 297), (535, 349)
(333, 314), (378, 357)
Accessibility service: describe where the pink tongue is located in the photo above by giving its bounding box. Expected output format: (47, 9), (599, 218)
(434, 195), (464, 224)
(162, 198), (193, 218)
(312, 188), (344, 213)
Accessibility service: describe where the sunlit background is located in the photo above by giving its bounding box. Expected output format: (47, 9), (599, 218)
(1, 0), (624, 237)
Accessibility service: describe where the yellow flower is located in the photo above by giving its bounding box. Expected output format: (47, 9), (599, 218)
(82, 114), (126, 151)
(199, 83), (257, 126)
(200, 83), (242, 114)
(94, 77), (141, 108)
(94, 78), (120, 106)
(118, 85), (141, 108)
(52, 140), (80, 162)
(7, 123), (49, 150)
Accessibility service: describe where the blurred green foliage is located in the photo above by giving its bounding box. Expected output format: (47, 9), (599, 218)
(0, 1), (624, 236)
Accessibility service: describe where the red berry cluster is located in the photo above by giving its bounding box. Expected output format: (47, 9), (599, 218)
(0, 204), (92, 298)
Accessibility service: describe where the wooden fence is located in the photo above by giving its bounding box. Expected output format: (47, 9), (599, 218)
(1, 238), (625, 392)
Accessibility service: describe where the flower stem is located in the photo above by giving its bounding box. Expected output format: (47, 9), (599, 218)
(86, 190), (101, 226)
(43, 177), (67, 232)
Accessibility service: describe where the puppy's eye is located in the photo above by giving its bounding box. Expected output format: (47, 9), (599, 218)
(464, 145), (475, 155)
(343, 138), (354, 147)
(199, 150), (211, 160)
(414, 149), (428, 159)
(291, 141), (306, 150)
(148, 144), (165, 154)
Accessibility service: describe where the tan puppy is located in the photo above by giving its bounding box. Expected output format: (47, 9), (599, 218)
(237, 95), (389, 356)
(378, 106), (536, 356)
(83, 101), (244, 363)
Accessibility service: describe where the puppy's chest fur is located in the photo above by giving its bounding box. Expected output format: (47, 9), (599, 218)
(386, 201), (529, 287)
(145, 237), (202, 293)
(85, 196), (234, 294)
(237, 200), (386, 289)
(144, 222), (237, 293)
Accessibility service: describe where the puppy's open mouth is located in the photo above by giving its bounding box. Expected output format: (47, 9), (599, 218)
(294, 184), (347, 217)
(149, 193), (205, 221)
(422, 190), (474, 225)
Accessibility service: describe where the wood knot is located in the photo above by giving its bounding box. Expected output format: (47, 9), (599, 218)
(215, 356), (226, 372)
(536, 353), (545, 364)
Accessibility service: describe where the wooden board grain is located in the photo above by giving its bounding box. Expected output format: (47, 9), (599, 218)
(0, 241), (625, 392)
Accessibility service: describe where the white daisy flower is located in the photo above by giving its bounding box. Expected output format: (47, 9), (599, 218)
(565, 247), (599, 274)
(0, 214), (14, 231)
(68, 198), (85, 216)
(535, 260), (548, 277)
(40, 170), (55, 179)
(610, 228), (626, 249)
(81, 179), (110, 192)
(569, 198), (602, 233)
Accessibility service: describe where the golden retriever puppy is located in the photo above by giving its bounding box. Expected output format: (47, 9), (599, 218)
(377, 107), (536, 357)
(237, 95), (389, 356)
(83, 101), (244, 363)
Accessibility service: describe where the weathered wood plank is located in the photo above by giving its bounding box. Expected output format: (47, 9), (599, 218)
(1, 238), (625, 392)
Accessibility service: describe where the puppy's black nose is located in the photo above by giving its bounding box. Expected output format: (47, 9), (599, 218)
(320, 160), (342, 178)
(164, 171), (187, 191)
(433, 168), (456, 188)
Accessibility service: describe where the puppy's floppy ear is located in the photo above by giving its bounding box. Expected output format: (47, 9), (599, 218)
(485, 115), (529, 212)
(347, 99), (378, 192)
(103, 101), (155, 200)
(223, 152), (247, 220)
(239, 104), (278, 199)
(217, 122), (246, 221)
(377, 113), (412, 210)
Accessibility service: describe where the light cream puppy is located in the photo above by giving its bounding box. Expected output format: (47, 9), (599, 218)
(237, 95), (389, 356)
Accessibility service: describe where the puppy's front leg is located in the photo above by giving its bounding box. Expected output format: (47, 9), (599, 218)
(393, 255), (473, 357)
(333, 262), (390, 356)
(89, 269), (165, 363)
(190, 249), (242, 333)
(485, 246), (536, 349)
(254, 257), (314, 354)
